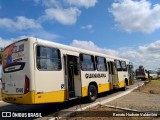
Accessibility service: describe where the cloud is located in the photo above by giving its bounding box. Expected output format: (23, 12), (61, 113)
(34, 0), (60, 8)
(34, 0), (98, 8)
(28, 29), (60, 40)
(81, 24), (94, 33)
(0, 30), (59, 49)
(139, 40), (160, 53)
(71, 40), (119, 56)
(0, 15), (59, 40)
(34, 0), (98, 25)
(71, 39), (160, 70)
(0, 37), (15, 48)
(0, 16), (41, 30)
(0, 36), (31, 48)
(81, 24), (93, 29)
(42, 7), (81, 25)
(110, 0), (160, 33)
(65, 0), (98, 8)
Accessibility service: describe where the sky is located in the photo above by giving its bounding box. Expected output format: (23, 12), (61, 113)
(0, 0), (160, 70)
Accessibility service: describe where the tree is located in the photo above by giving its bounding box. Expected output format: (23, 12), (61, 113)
(139, 65), (144, 69)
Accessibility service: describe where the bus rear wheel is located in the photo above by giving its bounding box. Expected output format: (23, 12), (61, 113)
(87, 85), (97, 103)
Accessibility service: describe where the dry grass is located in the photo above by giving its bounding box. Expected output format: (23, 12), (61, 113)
(138, 80), (160, 94)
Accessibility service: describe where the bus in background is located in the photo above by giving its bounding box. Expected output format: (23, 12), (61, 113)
(135, 66), (148, 80)
(148, 70), (158, 80)
(2, 37), (132, 104)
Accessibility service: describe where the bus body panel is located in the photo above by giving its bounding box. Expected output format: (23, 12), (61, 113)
(117, 71), (128, 87)
(33, 42), (66, 103)
(81, 71), (109, 95)
(34, 70), (66, 103)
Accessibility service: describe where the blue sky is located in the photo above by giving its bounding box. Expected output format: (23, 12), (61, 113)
(0, 0), (160, 70)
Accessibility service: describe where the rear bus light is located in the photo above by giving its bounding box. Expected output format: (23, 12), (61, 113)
(24, 75), (30, 94)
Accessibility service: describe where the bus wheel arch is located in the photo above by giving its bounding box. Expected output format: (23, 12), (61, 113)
(125, 78), (128, 86)
(87, 82), (98, 103)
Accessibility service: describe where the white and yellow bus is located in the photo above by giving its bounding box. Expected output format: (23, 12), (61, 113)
(1, 37), (132, 104)
(148, 70), (158, 80)
(135, 67), (148, 80)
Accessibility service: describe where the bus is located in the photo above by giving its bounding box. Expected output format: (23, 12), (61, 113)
(135, 66), (148, 80)
(148, 70), (158, 80)
(2, 37), (132, 104)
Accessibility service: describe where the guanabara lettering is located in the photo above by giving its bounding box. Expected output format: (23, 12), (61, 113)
(85, 73), (106, 79)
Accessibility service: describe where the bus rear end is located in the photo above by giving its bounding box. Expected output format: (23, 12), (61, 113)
(1, 38), (35, 104)
(135, 68), (148, 80)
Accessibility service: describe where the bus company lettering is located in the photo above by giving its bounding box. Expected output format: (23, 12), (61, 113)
(85, 73), (106, 79)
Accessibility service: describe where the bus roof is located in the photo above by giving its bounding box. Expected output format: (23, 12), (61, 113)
(4, 37), (129, 62)
(36, 38), (129, 62)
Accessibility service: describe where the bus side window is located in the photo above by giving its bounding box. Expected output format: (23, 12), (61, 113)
(96, 56), (107, 71)
(36, 46), (61, 71)
(114, 60), (122, 71)
(80, 54), (95, 71)
(37, 46), (47, 70)
(121, 61), (127, 71)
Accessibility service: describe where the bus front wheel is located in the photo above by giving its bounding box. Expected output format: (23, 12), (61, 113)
(87, 85), (97, 103)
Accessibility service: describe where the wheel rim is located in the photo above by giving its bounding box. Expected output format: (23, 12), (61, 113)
(90, 88), (96, 99)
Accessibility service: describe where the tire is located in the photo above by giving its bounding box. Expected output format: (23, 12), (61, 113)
(125, 79), (128, 86)
(121, 85), (126, 91)
(87, 85), (97, 103)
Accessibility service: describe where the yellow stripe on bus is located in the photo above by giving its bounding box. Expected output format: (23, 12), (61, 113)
(118, 81), (125, 88)
(2, 91), (35, 104)
(35, 90), (66, 104)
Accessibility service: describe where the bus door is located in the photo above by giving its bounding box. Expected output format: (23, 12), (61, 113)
(64, 55), (82, 99)
(108, 61), (119, 89)
(127, 64), (134, 85)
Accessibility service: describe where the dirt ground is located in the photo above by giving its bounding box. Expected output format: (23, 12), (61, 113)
(136, 80), (160, 94)
(68, 80), (160, 120)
